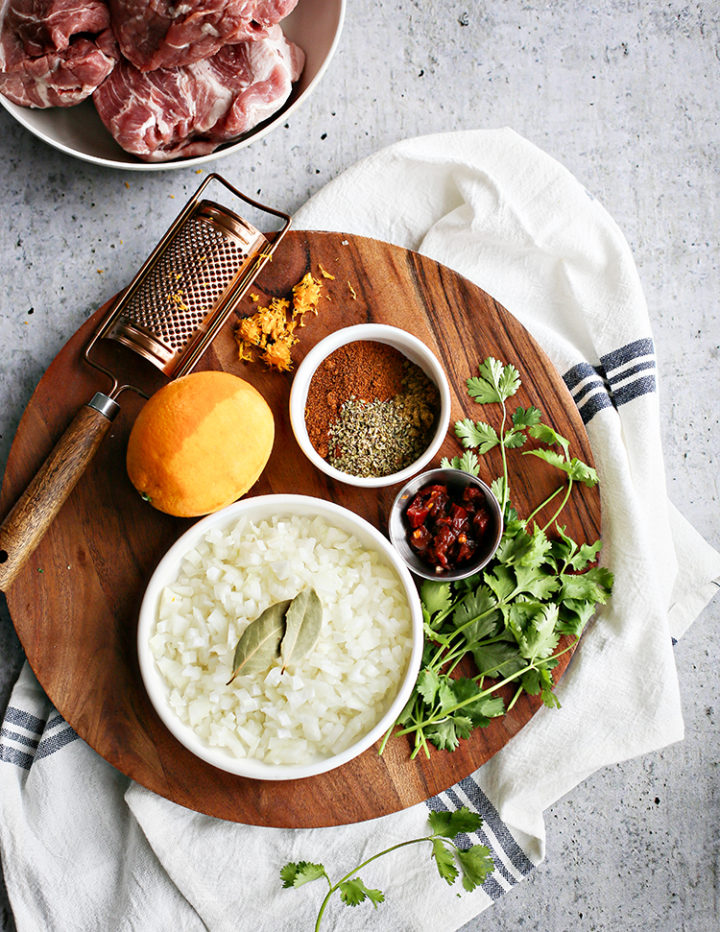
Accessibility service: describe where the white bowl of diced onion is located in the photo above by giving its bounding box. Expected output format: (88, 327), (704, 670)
(137, 494), (423, 780)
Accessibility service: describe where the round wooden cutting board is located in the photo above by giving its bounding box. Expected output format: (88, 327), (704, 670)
(0, 231), (600, 827)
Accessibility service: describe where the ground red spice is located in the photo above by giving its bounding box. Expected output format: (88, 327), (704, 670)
(305, 340), (405, 458)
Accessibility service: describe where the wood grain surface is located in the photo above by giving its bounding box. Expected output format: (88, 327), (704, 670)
(0, 231), (601, 827)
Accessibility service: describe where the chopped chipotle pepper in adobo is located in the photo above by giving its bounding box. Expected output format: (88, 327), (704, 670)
(405, 482), (490, 573)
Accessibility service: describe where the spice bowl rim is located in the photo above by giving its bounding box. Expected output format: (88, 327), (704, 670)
(387, 468), (505, 582)
(137, 493), (424, 781)
(288, 324), (452, 489)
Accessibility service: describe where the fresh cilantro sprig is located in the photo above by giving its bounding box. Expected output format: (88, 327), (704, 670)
(281, 807), (494, 930)
(385, 357), (613, 758)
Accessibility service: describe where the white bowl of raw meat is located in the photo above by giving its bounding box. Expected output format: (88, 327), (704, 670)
(0, 0), (345, 170)
(137, 494), (423, 780)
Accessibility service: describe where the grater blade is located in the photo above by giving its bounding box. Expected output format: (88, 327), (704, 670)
(100, 200), (268, 378)
(83, 173), (291, 393)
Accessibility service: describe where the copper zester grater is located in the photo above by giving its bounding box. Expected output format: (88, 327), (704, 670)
(0, 173), (291, 590)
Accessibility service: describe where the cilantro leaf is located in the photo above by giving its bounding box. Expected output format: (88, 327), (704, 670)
(490, 476), (506, 506)
(509, 602), (560, 662)
(457, 844), (495, 892)
(431, 838), (459, 884)
(455, 419), (499, 453)
(452, 587), (502, 642)
(528, 423), (570, 458)
(441, 450), (480, 476)
(558, 567), (613, 604)
(338, 878), (384, 907)
(484, 564), (516, 601)
(428, 806), (483, 838)
(421, 580), (452, 620)
(563, 457), (599, 487)
(437, 678), (459, 714)
(280, 861), (326, 888)
(394, 693), (417, 726)
(523, 447), (567, 471)
(553, 528), (603, 572)
(467, 358), (520, 405)
(557, 598), (597, 637)
(471, 641), (528, 679)
(502, 428), (527, 449)
(521, 663), (561, 708)
(451, 677), (505, 725)
(512, 405), (542, 428)
(513, 562), (560, 599)
(426, 718), (465, 752)
(416, 669), (441, 707)
(496, 525), (552, 568)
(569, 540), (602, 571)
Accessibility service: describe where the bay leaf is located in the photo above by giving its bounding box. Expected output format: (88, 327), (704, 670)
(280, 587), (323, 673)
(227, 600), (291, 684)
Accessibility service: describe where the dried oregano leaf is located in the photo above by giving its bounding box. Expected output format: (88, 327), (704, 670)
(227, 600), (291, 684)
(280, 587), (322, 673)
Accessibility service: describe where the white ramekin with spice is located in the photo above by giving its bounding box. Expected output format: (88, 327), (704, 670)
(289, 324), (451, 488)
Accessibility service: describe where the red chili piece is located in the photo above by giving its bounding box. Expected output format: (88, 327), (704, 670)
(405, 483), (490, 573)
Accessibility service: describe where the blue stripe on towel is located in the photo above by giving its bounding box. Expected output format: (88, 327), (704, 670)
(564, 338), (657, 424)
(456, 778), (535, 876)
(600, 337), (654, 373)
(4, 706), (46, 735)
(0, 727), (39, 750)
(612, 373), (657, 406)
(563, 362), (606, 392)
(0, 706), (79, 768)
(36, 725), (79, 760)
(577, 389), (615, 423)
(0, 744), (34, 770)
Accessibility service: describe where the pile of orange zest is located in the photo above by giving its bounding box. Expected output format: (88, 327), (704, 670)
(234, 272), (324, 372)
(170, 289), (189, 311)
(292, 272), (322, 317)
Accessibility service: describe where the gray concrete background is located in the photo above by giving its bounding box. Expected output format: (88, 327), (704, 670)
(0, 1), (718, 929)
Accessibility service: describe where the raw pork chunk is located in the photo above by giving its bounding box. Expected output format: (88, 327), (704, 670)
(0, 0), (117, 107)
(109, 0), (299, 72)
(93, 25), (304, 161)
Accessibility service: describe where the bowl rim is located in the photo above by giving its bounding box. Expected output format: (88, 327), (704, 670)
(388, 467), (505, 581)
(288, 323), (452, 489)
(137, 493), (423, 780)
(0, 0), (346, 172)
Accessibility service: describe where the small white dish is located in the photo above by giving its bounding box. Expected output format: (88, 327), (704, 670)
(289, 324), (452, 489)
(0, 0), (345, 171)
(137, 494), (423, 780)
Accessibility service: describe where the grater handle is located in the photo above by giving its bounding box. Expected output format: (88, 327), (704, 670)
(0, 393), (119, 591)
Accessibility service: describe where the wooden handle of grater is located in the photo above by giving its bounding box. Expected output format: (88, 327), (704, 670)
(0, 394), (119, 591)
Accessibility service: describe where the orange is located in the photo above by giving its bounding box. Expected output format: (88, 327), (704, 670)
(126, 371), (274, 517)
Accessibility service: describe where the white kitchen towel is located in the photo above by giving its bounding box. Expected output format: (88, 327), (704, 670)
(2, 128), (719, 932)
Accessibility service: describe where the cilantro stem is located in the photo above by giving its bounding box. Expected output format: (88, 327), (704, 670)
(498, 401), (510, 513)
(541, 479), (573, 533)
(314, 838), (431, 932)
(506, 684), (523, 712)
(524, 483), (566, 527)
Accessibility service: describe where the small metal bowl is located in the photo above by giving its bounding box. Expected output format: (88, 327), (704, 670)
(388, 468), (504, 582)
